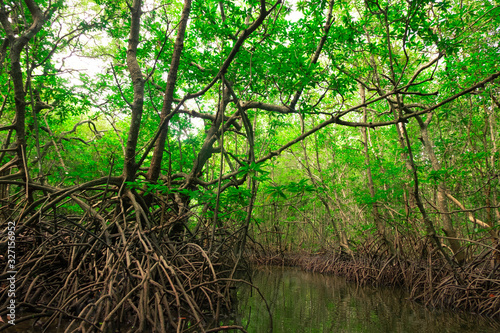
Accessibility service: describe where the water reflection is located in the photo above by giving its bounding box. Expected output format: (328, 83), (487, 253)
(232, 267), (500, 333)
(3, 267), (499, 332)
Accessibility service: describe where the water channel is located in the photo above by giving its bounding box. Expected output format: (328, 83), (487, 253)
(5, 266), (500, 332)
(230, 266), (500, 333)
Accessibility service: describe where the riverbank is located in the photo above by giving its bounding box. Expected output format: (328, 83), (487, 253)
(249, 250), (500, 319)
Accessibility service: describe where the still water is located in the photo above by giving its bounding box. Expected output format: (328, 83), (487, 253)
(4, 267), (500, 332)
(231, 266), (500, 333)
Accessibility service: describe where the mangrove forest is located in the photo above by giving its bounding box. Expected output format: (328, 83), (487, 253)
(0, 0), (499, 331)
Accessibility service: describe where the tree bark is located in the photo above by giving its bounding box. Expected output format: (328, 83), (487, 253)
(123, 0), (145, 181)
(147, 0), (192, 182)
(0, 0), (46, 185)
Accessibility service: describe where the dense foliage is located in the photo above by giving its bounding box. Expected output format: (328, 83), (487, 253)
(0, 0), (499, 331)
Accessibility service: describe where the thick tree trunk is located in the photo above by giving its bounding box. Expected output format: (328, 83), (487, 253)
(147, 0), (192, 182)
(0, 0), (46, 201)
(123, 0), (145, 181)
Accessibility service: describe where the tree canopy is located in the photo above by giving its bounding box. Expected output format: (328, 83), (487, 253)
(1, 0), (500, 331)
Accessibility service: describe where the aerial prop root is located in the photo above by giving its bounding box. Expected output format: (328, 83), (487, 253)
(0, 186), (245, 332)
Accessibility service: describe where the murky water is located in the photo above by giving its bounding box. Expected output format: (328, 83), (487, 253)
(230, 266), (500, 333)
(3, 266), (500, 332)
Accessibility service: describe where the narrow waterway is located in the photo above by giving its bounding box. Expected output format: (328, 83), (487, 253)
(4, 266), (500, 332)
(231, 266), (500, 333)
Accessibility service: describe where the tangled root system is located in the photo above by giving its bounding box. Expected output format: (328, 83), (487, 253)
(0, 187), (248, 333)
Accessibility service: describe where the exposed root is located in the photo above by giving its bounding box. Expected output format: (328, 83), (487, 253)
(251, 238), (500, 319)
(0, 187), (247, 332)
